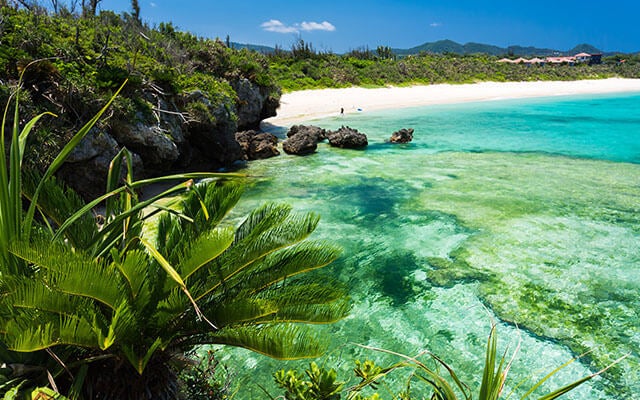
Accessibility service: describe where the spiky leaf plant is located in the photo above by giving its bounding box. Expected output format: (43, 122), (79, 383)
(0, 67), (349, 399)
(3, 179), (349, 399)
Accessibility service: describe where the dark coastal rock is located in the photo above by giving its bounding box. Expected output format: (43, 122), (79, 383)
(287, 125), (328, 141)
(48, 78), (279, 201)
(182, 90), (243, 167)
(110, 122), (179, 168)
(59, 129), (143, 200)
(389, 128), (414, 143)
(233, 78), (280, 130)
(282, 125), (329, 155)
(283, 132), (318, 155)
(327, 126), (368, 149)
(235, 130), (280, 160)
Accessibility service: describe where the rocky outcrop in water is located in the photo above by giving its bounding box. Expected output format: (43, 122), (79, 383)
(389, 128), (414, 143)
(327, 126), (368, 149)
(235, 130), (280, 160)
(282, 125), (328, 155)
(287, 125), (328, 141)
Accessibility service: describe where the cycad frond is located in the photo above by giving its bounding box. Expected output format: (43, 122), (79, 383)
(22, 172), (98, 249)
(201, 298), (277, 327)
(233, 203), (317, 247)
(115, 249), (151, 303)
(255, 281), (351, 324)
(209, 324), (328, 360)
(155, 212), (186, 260)
(98, 301), (138, 350)
(9, 241), (126, 310)
(155, 288), (190, 328)
(180, 180), (244, 229)
(4, 313), (98, 352)
(4, 280), (96, 318)
(196, 207), (322, 300)
(224, 240), (342, 296)
(177, 227), (234, 281)
(155, 181), (242, 266)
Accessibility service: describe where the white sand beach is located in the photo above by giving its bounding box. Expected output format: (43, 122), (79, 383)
(263, 78), (640, 126)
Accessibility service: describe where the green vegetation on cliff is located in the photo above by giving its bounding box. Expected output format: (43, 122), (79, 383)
(0, 5), (279, 189)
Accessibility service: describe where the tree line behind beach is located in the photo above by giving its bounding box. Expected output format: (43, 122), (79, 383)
(268, 39), (640, 91)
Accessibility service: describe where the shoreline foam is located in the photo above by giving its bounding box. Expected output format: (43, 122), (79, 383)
(262, 78), (640, 127)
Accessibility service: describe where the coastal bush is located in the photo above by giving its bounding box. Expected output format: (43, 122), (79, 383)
(0, 72), (349, 399)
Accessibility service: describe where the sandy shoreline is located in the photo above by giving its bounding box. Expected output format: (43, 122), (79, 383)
(262, 78), (640, 127)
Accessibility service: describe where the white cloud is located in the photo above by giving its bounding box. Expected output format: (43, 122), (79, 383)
(150, 2), (157, 7)
(261, 19), (336, 34)
(300, 21), (336, 32)
(430, 22), (443, 27)
(261, 19), (299, 34)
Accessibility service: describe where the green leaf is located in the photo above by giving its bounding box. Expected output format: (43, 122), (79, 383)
(210, 325), (328, 360)
(180, 227), (234, 281)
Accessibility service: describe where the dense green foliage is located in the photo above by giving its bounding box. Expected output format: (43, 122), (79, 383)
(0, 5), (278, 170)
(268, 48), (640, 91)
(0, 70), (348, 399)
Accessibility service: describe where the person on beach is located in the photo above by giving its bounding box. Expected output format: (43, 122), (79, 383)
(340, 107), (344, 116)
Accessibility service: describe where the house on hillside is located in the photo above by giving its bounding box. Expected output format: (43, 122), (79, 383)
(546, 56), (576, 65)
(575, 52), (591, 63)
(575, 52), (603, 64)
(589, 53), (603, 64)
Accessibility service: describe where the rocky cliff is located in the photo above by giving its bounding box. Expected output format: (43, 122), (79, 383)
(56, 79), (279, 200)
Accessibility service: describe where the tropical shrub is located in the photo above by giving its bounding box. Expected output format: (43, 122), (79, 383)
(0, 73), (349, 399)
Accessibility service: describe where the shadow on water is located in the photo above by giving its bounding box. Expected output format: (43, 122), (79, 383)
(365, 142), (419, 152)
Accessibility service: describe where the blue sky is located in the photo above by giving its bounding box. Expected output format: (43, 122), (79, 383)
(100, 0), (640, 53)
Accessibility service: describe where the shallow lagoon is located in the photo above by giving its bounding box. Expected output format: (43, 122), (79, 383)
(219, 93), (640, 398)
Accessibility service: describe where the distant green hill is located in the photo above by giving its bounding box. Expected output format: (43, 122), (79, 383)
(392, 39), (605, 57)
(229, 39), (620, 57)
(567, 43), (603, 55)
(230, 42), (276, 53)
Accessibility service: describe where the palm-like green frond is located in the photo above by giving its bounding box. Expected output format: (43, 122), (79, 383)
(180, 180), (244, 229)
(9, 241), (126, 310)
(154, 287), (190, 328)
(178, 227), (234, 281)
(22, 172), (98, 249)
(154, 180), (242, 265)
(253, 281), (351, 324)
(4, 313), (98, 352)
(3, 280), (95, 319)
(195, 206), (323, 300)
(218, 240), (342, 298)
(121, 337), (168, 375)
(210, 324), (329, 360)
(200, 298), (278, 327)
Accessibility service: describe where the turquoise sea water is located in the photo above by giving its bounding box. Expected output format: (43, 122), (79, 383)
(219, 92), (640, 398)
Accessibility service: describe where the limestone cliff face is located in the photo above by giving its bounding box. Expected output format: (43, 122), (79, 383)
(56, 79), (279, 200)
(233, 78), (280, 130)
